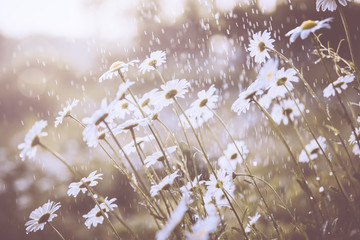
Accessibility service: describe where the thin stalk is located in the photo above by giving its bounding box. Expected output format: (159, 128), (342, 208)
(48, 222), (66, 240)
(209, 108), (283, 239)
(253, 98), (325, 224)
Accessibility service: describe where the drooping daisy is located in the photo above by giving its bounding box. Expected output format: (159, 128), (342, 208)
(271, 98), (304, 125)
(204, 169), (235, 209)
(25, 200), (61, 233)
(154, 79), (191, 109)
(122, 135), (155, 156)
(54, 99), (79, 127)
(144, 146), (177, 168)
(299, 136), (327, 163)
(82, 98), (116, 148)
(285, 17), (333, 44)
(83, 204), (108, 229)
(185, 215), (219, 240)
(180, 174), (205, 194)
(218, 141), (249, 173)
(248, 30), (275, 64)
(316, 0), (352, 12)
(82, 198), (117, 229)
(67, 170), (103, 198)
(18, 120), (48, 161)
(323, 74), (355, 98)
(232, 80), (263, 115)
(156, 191), (191, 240)
(139, 50), (166, 74)
(245, 212), (261, 233)
(150, 170), (180, 197)
(99, 60), (139, 82)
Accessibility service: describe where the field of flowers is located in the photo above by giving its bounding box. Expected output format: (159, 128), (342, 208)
(2, 0), (360, 239)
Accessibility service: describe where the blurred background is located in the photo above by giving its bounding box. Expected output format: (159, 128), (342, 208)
(1, 0), (360, 239)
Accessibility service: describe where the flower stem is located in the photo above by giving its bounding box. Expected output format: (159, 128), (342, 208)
(48, 222), (66, 240)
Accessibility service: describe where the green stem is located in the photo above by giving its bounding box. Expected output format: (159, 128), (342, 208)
(48, 222), (66, 240)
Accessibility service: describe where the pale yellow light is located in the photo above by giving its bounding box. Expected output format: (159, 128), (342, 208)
(257, 0), (277, 14)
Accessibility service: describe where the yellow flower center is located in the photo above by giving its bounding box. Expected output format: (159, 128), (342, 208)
(283, 108), (293, 116)
(266, 71), (274, 81)
(110, 61), (125, 72)
(230, 153), (238, 160)
(148, 59), (157, 67)
(301, 20), (317, 30)
(156, 156), (165, 161)
(31, 136), (40, 147)
(141, 98), (150, 107)
(165, 89), (178, 99)
(121, 102), (129, 109)
(38, 213), (50, 224)
(199, 98), (208, 107)
(257, 41), (266, 53)
(277, 77), (287, 86)
(95, 113), (108, 126)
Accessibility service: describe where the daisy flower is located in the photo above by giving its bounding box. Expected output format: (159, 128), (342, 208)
(256, 58), (279, 90)
(133, 88), (159, 117)
(245, 212), (261, 233)
(268, 67), (299, 99)
(54, 99), (79, 127)
(83, 198), (117, 229)
(190, 84), (218, 118)
(156, 191), (191, 240)
(82, 98), (116, 148)
(99, 60), (139, 82)
(285, 17), (333, 44)
(83, 204), (108, 229)
(115, 81), (135, 100)
(154, 79), (191, 109)
(139, 50), (166, 74)
(271, 98), (304, 125)
(232, 80), (263, 115)
(248, 30), (275, 64)
(67, 170), (103, 198)
(204, 169), (235, 209)
(185, 215), (219, 240)
(150, 170), (180, 197)
(299, 136), (327, 163)
(122, 135), (155, 156)
(180, 174), (205, 194)
(316, 0), (352, 12)
(144, 146), (177, 168)
(25, 200), (61, 233)
(218, 141), (249, 173)
(323, 74), (355, 98)
(18, 120), (48, 161)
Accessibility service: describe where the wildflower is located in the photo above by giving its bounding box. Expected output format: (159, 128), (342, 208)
(248, 30), (275, 63)
(156, 191), (191, 240)
(18, 120), (48, 161)
(205, 169), (235, 209)
(122, 135), (155, 156)
(180, 174), (205, 194)
(54, 99), (79, 127)
(316, 0), (352, 12)
(144, 146), (177, 168)
(268, 67), (299, 99)
(232, 80), (263, 115)
(286, 17), (333, 43)
(245, 212), (261, 233)
(83, 198), (117, 229)
(133, 88), (159, 117)
(83, 205), (108, 229)
(139, 50), (166, 74)
(25, 200), (61, 233)
(190, 84), (218, 117)
(99, 60), (139, 82)
(271, 98), (304, 125)
(82, 98), (116, 148)
(154, 79), (191, 109)
(67, 170), (103, 198)
(299, 136), (327, 163)
(218, 141), (249, 173)
(185, 215), (219, 240)
(115, 81), (135, 100)
(113, 118), (149, 136)
(112, 98), (136, 120)
(150, 170), (180, 197)
(323, 74), (355, 98)
(349, 127), (360, 155)
(256, 58), (279, 90)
